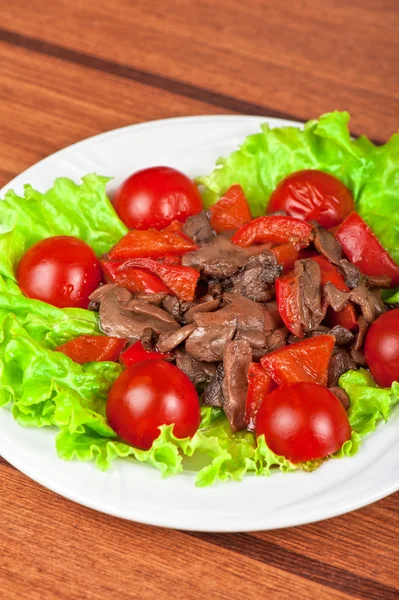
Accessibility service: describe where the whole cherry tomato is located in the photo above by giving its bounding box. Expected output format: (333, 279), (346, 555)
(255, 382), (351, 463)
(113, 166), (203, 230)
(364, 309), (399, 387)
(17, 236), (101, 309)
(106, 360), (201, 449)
(267, 170), (354, 229)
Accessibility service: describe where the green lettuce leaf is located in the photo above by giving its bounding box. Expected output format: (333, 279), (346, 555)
(197, 111), (399, 263)
(0, 173), (127, 283)
(382, 287), (399, 304)
(339, 369), (399, 436)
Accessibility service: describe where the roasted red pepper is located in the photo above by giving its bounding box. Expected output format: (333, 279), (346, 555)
(261, 335), (335, 387)
(101, 261), (170, 294)
(109, 258), (200, 302)
(275, 272), (303, 337)
(245, 363), (273, 431)
(209, 184), (252, 233)
(270, 243), (300, 272)
(232, 216), (313, 248)
(310, 255), (348, 291)
(108, 224), (197, 261)
(120, 340), (171, 367)
(335, 212), (399, 287)
(325, 303), (358, 331)
(56, 335), (126, 364)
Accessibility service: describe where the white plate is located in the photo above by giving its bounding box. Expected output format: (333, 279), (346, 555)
(1, 115), (398, 532)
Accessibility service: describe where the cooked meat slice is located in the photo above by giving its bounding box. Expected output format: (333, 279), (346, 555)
(140, 327), (159, 352)
(175, 349), (216, 386)
(266, 327), (289, 352)
(222, 339), (252, 432)
(365, 274), (392, 288)
(184, 298), (220, 324)
(339, 260), (364, 289)
(162, 295), (191, 324)
(323, 282), (349, 312)
(185, 325), (236, 362)
(329, 387), (351, 411)
(97, 289), (148, 339)
(134, 293), (168, 305)
(225, 251), (282, 302)
(327, 348), (357, 387)
(235, 329), (269, 349)
(157, 324), (196, 353)
(296, 259), (325, 331)
(326, 325), (354, 345)
(349, 285), (385, 323)
(193, 295), (282, 343)
(182, 210), (215, 245)
(126, 299), (180, 332)
(89, 283), (132, 304)
(352, 316), (368, 352)
(314, 228), (343, 265)
(202, 363), (225, 407)
(182, 235), (270, 279)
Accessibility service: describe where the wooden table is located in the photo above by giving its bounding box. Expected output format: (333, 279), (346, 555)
(1, 2), (398, 598)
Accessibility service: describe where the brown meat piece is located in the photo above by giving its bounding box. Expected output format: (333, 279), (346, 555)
(134, 293), (168, 305)
(184, 298), (220, 324)
(175, 349), (216, 386)
(314, 228), (343, 265)
(89, 283), (132, 305)
(329, 387), (351, 411)
(162, 295), (191, 324)
(208, 280), (223, 299)
(140, 327), (158, 352)
(96, 288), (149, 339)
(349, 286), (385, 324)
(327, 348), (357, 387)
(350, 316), (368, 366)
(202, 364), (225, 407)
(323, 282), (349, 312)
(365, 275), (392, 288)
(182, 210), (215, 245)
(157, 324), (196, 353)
(222, 339), (252, 432)
(182, 235), (270, 279)
(296, 259), (325, 332)
(225, 251), (282, 302)
(300, 325), (354, 346)
(126, 299), (180, 332)
(339, 260), (364, 289)
(185, 325), (236, 362)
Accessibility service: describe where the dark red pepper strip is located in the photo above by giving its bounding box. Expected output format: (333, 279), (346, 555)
(113, 258), (200, 302)
(245, 363), (273, 431)
(232, 216), (313, 248)
(209, 184), (252, 233)
(335, 212), (399, 287)
(101, 261), (170, 294)
(120, 340), (171, 367)
(275, 272), (303, 338)
(56, 335), (127, 364)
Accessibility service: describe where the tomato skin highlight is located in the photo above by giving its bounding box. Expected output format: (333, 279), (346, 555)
(364, 309), (399, 388)
(106, 360), (201, 450)
(113, 166), (203, 230)
(17, 236), (101, 309)
(267, 170), (354, 229)
(255, 382), (352, 463)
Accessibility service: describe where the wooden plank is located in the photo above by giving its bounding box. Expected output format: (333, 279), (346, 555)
(0, 1), (398, 141)
(0, 464), (354, 600)
(0, 41), (228, 187)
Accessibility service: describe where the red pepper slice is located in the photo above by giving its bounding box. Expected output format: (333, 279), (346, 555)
(310, 255), (348, 292)
(269, 243), (299, 272)
(101, 261), (170, 294)
(261, 335), (335, 387)
(209, 184), (252, 233)
(120, 340), (171, 367)
(110, 258), (200, 302)
(245, 363), (274, 431)
(275, 272), (303, 338)
(108, 224), (198, 261)
(56, 335), (127, 364)
(232, 216), (313, 248)
(335, 212), (399, 287)
(325, 303), (358, 331)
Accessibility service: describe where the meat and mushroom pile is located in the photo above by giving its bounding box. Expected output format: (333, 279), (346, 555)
(89, 210), (393, 433)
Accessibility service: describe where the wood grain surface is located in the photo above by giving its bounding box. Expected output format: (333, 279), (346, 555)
(0, 2), (398, 599)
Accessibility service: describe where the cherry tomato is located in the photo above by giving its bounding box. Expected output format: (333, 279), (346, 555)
(255, 382), (351, 463)
(106, 360), (201, 449)
(267, 170), (354, 229)
(364, 309), (399, 387)
(113, 166), (203, 230)
(17, 236), (101, 309)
